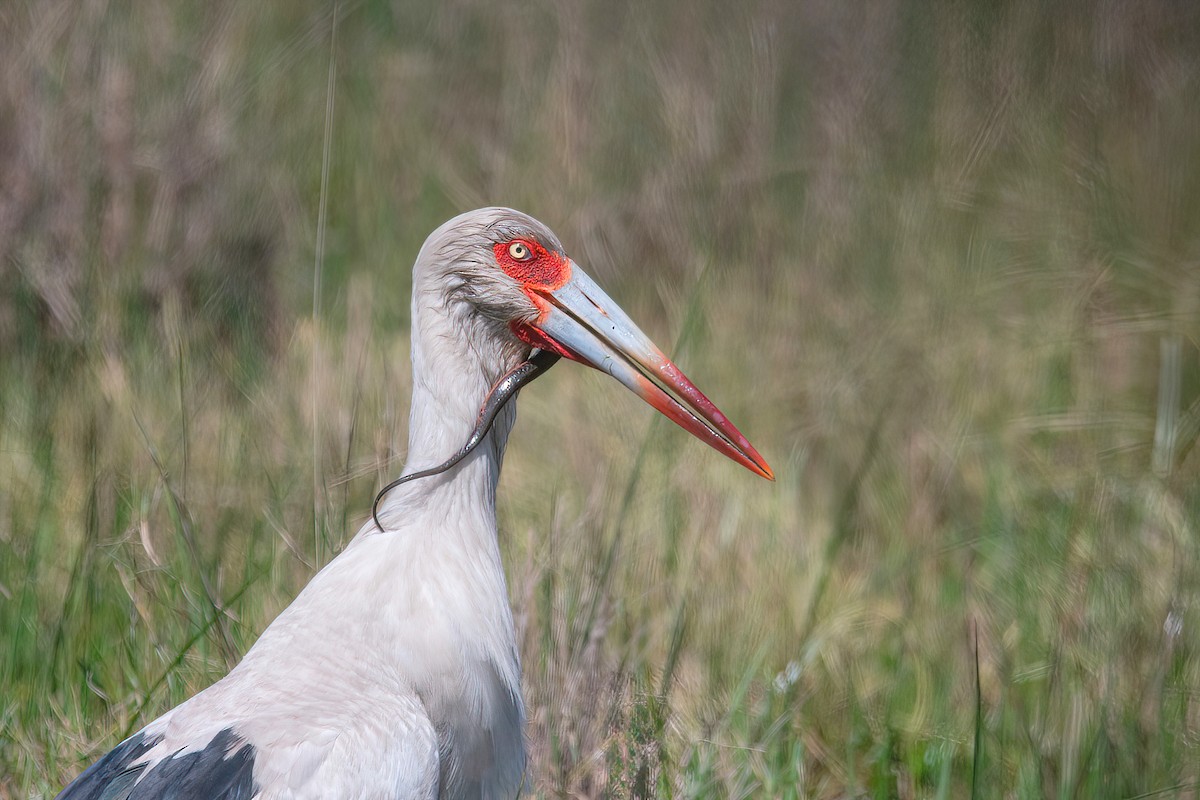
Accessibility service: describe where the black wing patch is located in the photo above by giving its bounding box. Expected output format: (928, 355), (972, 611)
(57, 728), (257, 800)
(55, 732), (158, 800)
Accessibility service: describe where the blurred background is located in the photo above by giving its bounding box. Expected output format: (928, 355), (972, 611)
(2, 0), (1199, 796)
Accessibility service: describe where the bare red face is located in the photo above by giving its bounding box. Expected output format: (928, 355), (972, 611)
(496, 239), (578, 359)
(493, 240), (571, 292)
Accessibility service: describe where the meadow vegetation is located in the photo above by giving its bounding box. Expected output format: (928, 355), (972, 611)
(1, 0), (1199, 797)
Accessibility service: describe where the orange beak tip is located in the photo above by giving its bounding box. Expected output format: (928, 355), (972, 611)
(749, 457), (775, 481)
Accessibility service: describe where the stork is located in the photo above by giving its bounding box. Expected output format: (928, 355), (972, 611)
(57, 208), (773, 800)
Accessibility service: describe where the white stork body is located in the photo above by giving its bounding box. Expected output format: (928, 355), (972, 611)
(128, 431), (524, 799)
(58, 208), (772, 800)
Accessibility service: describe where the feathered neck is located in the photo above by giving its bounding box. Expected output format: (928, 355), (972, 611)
(372, 266), (526, 529)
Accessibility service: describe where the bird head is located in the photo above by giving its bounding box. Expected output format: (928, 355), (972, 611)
(375, 207), (772, 526)
(412, 207), (773, 483)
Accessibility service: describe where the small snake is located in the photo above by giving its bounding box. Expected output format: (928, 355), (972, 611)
(372, 349), (561, 532)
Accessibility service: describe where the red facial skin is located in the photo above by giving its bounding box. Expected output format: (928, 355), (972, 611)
(493, 240), (571, 292)
(496, 240), (578, 360)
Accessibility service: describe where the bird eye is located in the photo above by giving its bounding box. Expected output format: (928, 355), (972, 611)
(508, 241), (532, 261)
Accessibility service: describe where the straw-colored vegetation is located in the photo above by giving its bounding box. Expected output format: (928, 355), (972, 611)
(2, 1), (1199, 797)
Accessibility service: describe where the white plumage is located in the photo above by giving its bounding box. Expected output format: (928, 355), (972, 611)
(58, 208), (771, 800)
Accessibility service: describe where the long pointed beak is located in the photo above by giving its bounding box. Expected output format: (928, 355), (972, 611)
(525, 264), (774, 480)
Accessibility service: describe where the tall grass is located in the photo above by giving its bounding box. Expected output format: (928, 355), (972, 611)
(2, 0), (1199, 797)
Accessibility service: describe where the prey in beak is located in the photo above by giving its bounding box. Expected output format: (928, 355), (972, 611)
(373, 234), (772, 532)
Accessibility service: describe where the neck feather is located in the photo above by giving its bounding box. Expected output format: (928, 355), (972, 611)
(375, 283), (523, 526)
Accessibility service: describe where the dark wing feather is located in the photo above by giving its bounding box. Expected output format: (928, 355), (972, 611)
(55, 733), (157, 800)
(57, 729), (256, 800)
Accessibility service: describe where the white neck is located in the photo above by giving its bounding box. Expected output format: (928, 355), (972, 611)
(374, 281), (522, 531)
(347, 279), (528, 794)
